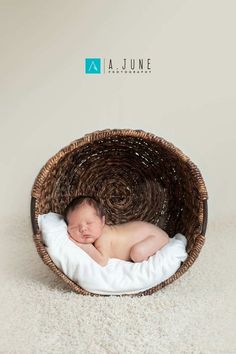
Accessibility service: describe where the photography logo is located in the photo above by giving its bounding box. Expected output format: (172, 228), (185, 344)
(85, 58), (101, 74)
(85, 57), (151, 75)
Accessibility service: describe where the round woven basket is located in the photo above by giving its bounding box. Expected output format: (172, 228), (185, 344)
(31, 128), (208, 297)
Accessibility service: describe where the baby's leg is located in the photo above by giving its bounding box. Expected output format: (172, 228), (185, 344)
(130, 234), (169, 263)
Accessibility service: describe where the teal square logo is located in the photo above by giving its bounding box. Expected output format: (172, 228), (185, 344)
(85, 58), (101, 74)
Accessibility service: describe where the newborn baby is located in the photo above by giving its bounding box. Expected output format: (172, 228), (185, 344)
(63, 196), (170, 267)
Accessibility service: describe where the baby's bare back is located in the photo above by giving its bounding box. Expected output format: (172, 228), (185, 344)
(95, 221), (169, 261)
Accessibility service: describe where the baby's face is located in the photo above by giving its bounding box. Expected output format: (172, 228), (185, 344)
(67, 204), (105, 244)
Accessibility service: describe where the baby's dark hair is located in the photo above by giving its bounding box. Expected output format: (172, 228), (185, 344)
(63, 195), (105, 225)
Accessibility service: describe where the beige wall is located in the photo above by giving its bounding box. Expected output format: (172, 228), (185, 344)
(0, 0), (235, 223)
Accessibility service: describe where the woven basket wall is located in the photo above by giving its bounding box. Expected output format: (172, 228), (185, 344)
(31, 128), (208, 297)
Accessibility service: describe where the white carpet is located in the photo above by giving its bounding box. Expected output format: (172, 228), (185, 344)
(0, 214), (235, 354)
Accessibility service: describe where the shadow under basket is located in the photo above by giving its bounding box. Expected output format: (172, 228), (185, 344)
(30, 128), (208, 297)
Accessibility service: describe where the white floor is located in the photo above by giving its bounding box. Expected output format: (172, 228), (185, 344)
(1, 213), (235, 354)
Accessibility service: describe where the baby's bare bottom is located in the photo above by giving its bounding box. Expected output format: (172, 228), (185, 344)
(129, 234), (169, 262)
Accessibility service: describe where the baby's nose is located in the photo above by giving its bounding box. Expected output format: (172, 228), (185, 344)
(80, 225), (87, 233)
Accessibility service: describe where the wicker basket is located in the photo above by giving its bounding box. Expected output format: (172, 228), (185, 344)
(31, 128), (208, 297)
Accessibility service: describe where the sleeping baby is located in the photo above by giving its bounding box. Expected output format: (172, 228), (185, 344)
(63, 195), (170, 267)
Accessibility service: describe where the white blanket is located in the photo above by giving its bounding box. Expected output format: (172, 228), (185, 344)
(38, 212), (188, 295)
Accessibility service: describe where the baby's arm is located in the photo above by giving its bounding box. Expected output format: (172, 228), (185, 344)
(68, 236), (109, 266)
(82, 243), (109, 267)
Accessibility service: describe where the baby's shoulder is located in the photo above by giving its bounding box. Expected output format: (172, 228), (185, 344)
(94, 232), (111, 248)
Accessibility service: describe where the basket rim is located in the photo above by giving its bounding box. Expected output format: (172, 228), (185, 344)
(30, 128), (208, 296)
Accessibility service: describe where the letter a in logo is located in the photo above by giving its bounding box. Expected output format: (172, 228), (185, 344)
(85, 58), (101, 74)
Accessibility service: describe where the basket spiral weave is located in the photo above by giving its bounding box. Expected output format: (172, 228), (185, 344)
(31, 129), (208, 297)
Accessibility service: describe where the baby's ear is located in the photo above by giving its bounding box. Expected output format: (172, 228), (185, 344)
(102, 215), (105, 225)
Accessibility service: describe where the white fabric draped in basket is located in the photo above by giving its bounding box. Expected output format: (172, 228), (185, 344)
(38, 212), (188, 295)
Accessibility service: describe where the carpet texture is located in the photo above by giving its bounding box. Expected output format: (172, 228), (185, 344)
(0, 214), (235, 354)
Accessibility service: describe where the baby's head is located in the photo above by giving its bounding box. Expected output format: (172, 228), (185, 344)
(63, 195), (105, 244)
